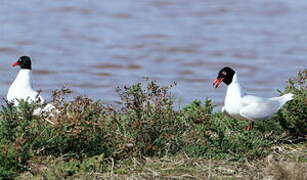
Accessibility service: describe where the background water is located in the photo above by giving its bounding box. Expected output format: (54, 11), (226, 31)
(0, 0), (306, 105)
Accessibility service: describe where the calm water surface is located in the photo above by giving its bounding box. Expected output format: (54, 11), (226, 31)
(0, 0), (306, 105)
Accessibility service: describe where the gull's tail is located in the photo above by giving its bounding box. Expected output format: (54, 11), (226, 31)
(281, 93), (294, 102)
(270, 93), (294, 107)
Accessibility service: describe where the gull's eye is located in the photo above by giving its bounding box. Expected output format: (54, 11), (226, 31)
(222, 71), (227, 76)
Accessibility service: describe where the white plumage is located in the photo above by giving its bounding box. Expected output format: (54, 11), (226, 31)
(7, 69), (44, 105)
(223, 74), (293, 121)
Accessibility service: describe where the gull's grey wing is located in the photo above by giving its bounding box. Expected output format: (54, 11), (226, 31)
(239, 100), (280, 121)
(241, 95), (265, 105)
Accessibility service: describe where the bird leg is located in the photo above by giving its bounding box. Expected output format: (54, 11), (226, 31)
(244, 121), (254, 131)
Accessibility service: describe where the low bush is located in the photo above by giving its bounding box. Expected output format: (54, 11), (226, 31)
(0, 100), (43, 179)
(40, 96), (116, 157)
(113, 82), (190, 157)
(277, 69), (307, 137)
(182, 105), (275, 160)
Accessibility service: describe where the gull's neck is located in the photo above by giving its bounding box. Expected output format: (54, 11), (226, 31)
(12, 69), (33, 89)
(226, 73), (243, 98)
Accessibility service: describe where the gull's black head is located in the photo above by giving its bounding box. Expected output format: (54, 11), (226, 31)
(213, 67), (235, 88)
(12, 56), (32, 70)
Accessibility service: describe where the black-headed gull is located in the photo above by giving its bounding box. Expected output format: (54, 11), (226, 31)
(213, 67), (294, 130)
(7, 56), (55, 115)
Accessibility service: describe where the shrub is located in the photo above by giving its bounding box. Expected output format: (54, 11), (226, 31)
(183, 109), (274, 160)
(0, 100), (42, 178)
(39, 96), (117, 158)
(182, 99), (214, 124)
(181, 100), (285, 161)
(0, 93), (117, 178)
(278, 69), (307, 136)
(114, 81), (190, 157)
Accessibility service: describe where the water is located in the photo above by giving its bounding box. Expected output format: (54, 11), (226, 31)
(0, 0), (306, 105)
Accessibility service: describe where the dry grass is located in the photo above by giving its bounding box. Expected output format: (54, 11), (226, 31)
(96, 143), (306, 180)
(16, 143), (306, 180)
(265, 144), (307, 180)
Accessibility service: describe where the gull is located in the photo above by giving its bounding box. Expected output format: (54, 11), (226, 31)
(7, 56), (56, 116)
(213, 67), (294, 130)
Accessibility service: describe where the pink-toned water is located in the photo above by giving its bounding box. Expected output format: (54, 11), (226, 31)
(0, 0), (306, 105)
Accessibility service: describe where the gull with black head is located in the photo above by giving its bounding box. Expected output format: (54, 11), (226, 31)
(213, 67), (294, 130)
(7, 56), (45, 105)
(7, 56), (56, 116)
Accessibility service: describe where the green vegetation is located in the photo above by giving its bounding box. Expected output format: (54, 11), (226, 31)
(278, 70), (307, 136)
(0, 70), (306, 179)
